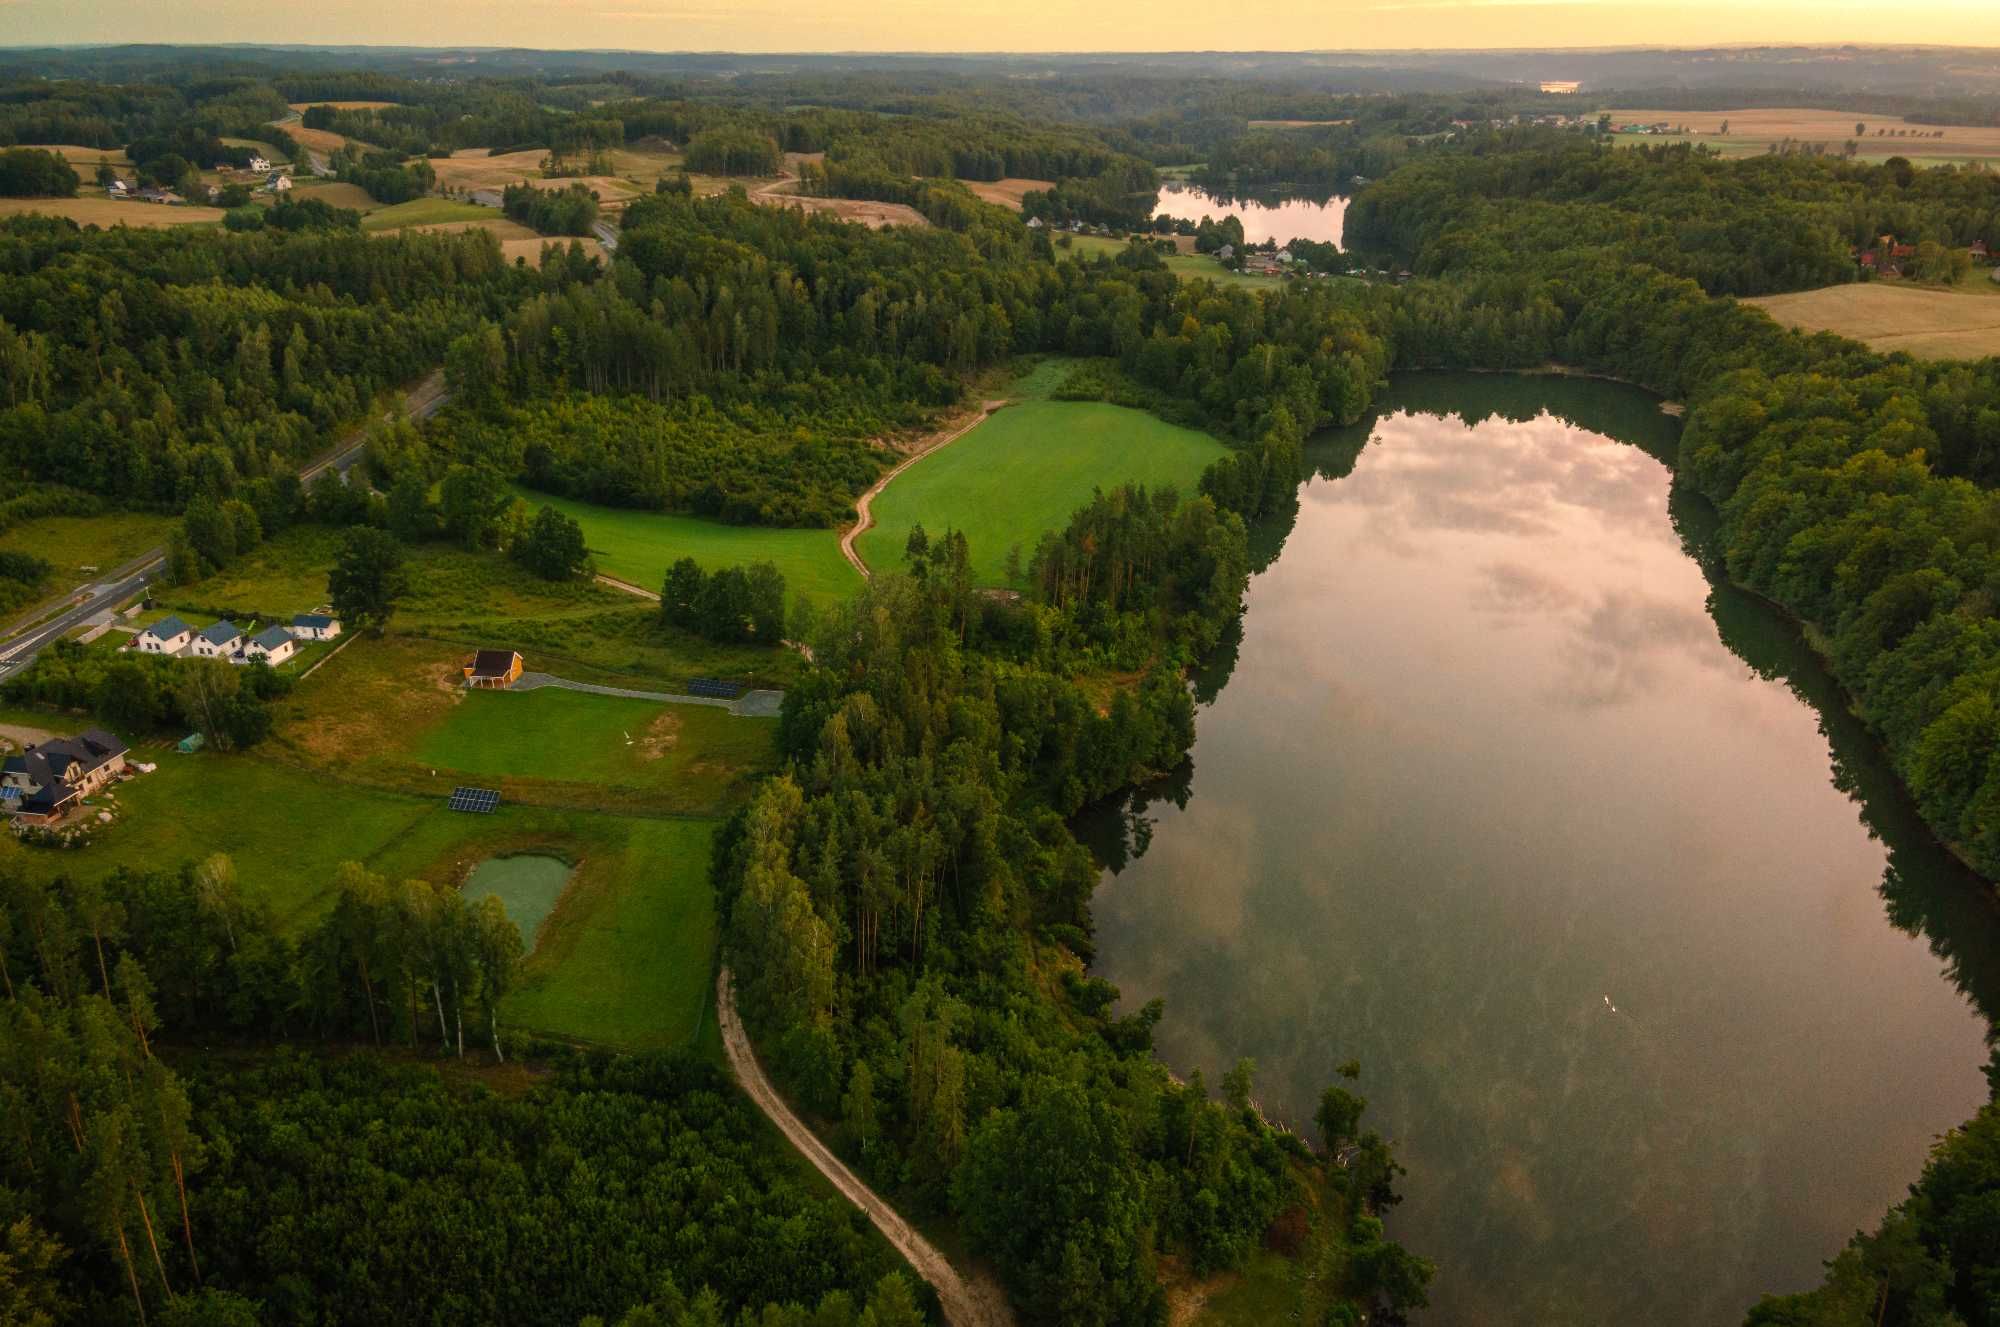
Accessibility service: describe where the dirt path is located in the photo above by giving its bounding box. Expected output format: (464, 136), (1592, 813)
(716, 968), (1015, 1327)
(840, 402), (1009, 579)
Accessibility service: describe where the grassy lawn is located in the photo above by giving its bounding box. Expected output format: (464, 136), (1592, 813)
(514, 486), (861, 606)
(1747, 280), (2000, 359)
(500, 816), (718, 1050)
(0, 511), (173, 581)
(361, 197), (499, 230)
(855, 399), (1230, 585)
(1190, 1250), (1303, 1324)
(1059, 234), (1285, 292)
(414, 686), (776, 804)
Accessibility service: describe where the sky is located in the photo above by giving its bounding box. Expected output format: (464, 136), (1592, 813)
(11, 0), (2000, 53)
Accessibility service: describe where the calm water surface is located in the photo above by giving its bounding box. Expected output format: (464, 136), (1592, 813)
(1086, 374), (2000, 1325)
(1152, 183), (1346, 247)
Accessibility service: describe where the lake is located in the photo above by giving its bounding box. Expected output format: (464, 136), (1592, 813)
(1153, 183), (1346, 247)
(1085, 373), (2000, 1325)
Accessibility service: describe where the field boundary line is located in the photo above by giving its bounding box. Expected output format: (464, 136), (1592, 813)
(841, 400), (1011, 579)
(716, 968), (1015, 1327)
(296, 632), (358, 682)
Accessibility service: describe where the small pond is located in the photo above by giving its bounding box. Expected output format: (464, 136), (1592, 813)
(464, 854), (572, 950)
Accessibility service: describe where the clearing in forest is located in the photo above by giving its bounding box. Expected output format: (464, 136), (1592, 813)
(1747, 281), (2000, 359)
(855, 399), (1229, 586)
(961, 177), (1054, 210)
(512, 486), (862, 605)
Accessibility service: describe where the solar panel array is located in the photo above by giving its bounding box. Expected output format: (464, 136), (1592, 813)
(448, 786), (500, 814)
(687, 677), (747, 699)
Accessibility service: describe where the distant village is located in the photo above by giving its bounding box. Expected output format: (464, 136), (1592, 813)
(105, 152), (302, 207)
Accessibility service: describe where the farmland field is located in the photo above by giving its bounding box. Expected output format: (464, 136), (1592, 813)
(427, 148), (648, 207)
(287, 100), (398, 112)
(514, 486), (862, 605)
(24, 144), (131, 166)
(287, 180), (377, 211)
(1747, 281), (2000, 359)
(1062, 233), (1283, 290)
(855, 399), (1230, 585)
(360, 196), (496, 229)
(0, 197), (224, 227)
(760, 195), (928, 229)
(961, 177), (1054, 209)
(1609, 107), (2000, 163)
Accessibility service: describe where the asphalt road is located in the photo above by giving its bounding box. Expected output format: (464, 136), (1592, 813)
(0, 373), (450, 680)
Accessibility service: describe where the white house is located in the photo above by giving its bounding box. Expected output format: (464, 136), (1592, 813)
(1275, 248), (1294, 264)
(1025, 216), (1044, 229)
(241, 625), (296, 666)
(290, 613), (341, 642)
(106, 178), (128, 197)
(135, 615), (193, 655)
(265, 172), (292, 194)
(247, 155), (270, 173)
(191, 621), (243, 659)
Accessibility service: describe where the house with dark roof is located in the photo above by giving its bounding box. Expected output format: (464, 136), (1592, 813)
(136, 616), (194, 655)
(241, 625), (296, 666)
(464, 649), (524, 689)
(290, 613), (341, 642)
(1, 729), (128, 823)
(192, 621), (244, 659)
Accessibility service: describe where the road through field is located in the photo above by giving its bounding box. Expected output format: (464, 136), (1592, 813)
(840, 402), (1008, 578)
(717, 968), (1016, 1327)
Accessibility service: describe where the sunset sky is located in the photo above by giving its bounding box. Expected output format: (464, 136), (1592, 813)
(12, 0), (2000, 53)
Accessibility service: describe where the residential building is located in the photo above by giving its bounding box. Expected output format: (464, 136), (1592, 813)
(135, 616), (193, 654)
(1, 729), (128, 823)
(463, 649), (524, 689)
(266, 172), (292, 193)
(247, 155), (270, 173)
(191, 621), (244, 659)
(290, 613), (341, 641)
(241, 625), (297, 666)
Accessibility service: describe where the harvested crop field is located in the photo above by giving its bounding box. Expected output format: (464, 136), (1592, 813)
(287, 180), (376, 210)
(501, 236), (605, 266)
(961, 177), (1054, 209)
(285, 123), (366, 157)
(1247, 119), (1353, 129)
(1610, 107), (2000, 162)
(427, 148), (646, 206)
(759, 195), (927, 229)
(1748, 281), (2000, 359)
(24, 144), (131, 166)
(0, 196), (224, 227)
(287, 100), (398, 111)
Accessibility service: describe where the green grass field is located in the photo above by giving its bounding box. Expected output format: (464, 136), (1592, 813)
(360, 197), (497, 230)
(0, 511), (174, 581)
(1060, 233), (1285, 292)
(415, 686), (776, 805)
(855, 399), (1229, 585)
(464, 853), (571, 950)
(500, 816), (718, 1049)
(514, 486), (861, 605)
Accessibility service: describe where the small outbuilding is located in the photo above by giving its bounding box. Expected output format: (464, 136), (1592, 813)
(464, 649), (524, 689)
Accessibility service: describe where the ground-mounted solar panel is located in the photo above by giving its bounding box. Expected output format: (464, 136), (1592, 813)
(688, 677), (746, 699)
(448, 786), (500, 814)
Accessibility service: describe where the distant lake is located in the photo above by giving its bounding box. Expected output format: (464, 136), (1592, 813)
(1152, 183), (1347, 247)
(1084, 373), (1999, 1325)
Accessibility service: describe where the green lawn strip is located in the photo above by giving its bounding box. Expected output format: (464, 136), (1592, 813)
(855, 399), (1230, 585)
(360, 197), (497, 230)
(0, 511), (175, 580)
(1164, 253), (1286, 291)
(511, 485), (861, 606)
(464, 854), (571, 950)
(412, 687), (777, 810)
(499, 815), (718, 1050)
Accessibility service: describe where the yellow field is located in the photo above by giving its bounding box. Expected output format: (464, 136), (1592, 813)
(287, 100), (398, 112)
(24, 144), (130, 166)
(408, 217), (541, 240)
(286, 180), (377, 210)
(286, 123), (367, 158)
(961, 177), (1054, 210)
(500, 236), (606, 266)
(427, 149), (647, 208)
(1246, 119), (1353, 129)
(0, 197), (225, 227)
(758, 195), (927, 229)
(1748, 280), (2000, 359)
(1610, 107), (2000, 162)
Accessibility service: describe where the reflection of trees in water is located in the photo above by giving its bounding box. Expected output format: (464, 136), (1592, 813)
(1674, 480), (2000, 1035)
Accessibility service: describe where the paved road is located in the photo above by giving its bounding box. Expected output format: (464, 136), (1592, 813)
(591, 219), (620, 253)
(509, 670), (782, 717)
(0, 371), (449, 679)
(716, 969), (1016, 1327)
